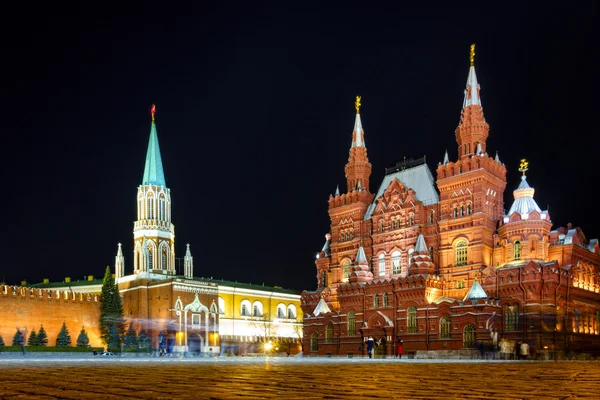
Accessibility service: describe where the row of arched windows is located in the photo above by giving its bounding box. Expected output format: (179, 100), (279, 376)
(238, 300), (297, 320)
(139, 194), (168, 221)
(373, 293), (389, 309)
(379, 214), (415, 233)
(340, 230), (354, 242)
(452, 203), (472, 218)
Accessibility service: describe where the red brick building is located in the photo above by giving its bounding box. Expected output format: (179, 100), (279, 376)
(301, 46), (600, 358)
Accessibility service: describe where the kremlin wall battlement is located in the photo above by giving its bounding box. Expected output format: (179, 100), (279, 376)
(0, 285), (102, 347)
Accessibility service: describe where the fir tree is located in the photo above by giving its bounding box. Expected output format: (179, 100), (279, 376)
(27, 329), (39, 346)
(100, 266), (126, 346)
(108, 323), (121, 349)
(0, 335), (4, 347)
(12, 329), (23, 346)
(37, 325), (48, 346)
(124, 323), (138, 349)
(56, 321), (72, 347)
(76, 327), (90, 347)
(137, 330), (150, 350)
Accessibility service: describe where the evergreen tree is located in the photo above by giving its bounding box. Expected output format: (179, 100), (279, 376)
(12, 329), (23, 346)
(27, 329), (39, 346)
(0, 335), (4, 347)
(37, 325), (48, 346)
(100, 266), (126, 346)
(108, 323), (121, 349)
(56, 321), (72, 347)
(124, 323), (138, 349)
(137, 330), (150, 350)
(76, 327), (90, 347)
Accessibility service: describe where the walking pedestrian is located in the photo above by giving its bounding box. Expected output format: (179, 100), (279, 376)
(520, 342), (530, 360)
(367, 337), (374, 359)
(396, 340), (404, 359)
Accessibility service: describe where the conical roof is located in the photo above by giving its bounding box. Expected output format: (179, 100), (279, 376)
(463, 280), (488, 302)
(142, 109), (166, 187)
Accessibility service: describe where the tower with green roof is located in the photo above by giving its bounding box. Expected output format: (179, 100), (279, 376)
(132, 105), (178, 276)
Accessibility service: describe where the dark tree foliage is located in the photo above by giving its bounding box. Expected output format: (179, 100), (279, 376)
(124, 323), (138, 349)
(137, 330), (150, 350)
(108, 323), (121, 349)
(27, 329), (39, 346)
(12, 329), (23, 346)
(100, 266), (127, 346)
(37, 325), (48, 346)
(76, 327), (90, 348)
(0, 335), (4, 347)
(56, 321), (72, 347)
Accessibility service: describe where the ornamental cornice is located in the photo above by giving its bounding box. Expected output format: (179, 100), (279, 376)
(173, 284), (218, 295)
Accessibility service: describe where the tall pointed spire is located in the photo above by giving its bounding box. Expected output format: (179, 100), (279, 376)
(345, 96), (372, 192)
(455, 44), (489, 160)
(115, 243), (125, 280)
(142, 104), (166, 187)
(184, 243), (193, 279)
(443, 149), (449, 165)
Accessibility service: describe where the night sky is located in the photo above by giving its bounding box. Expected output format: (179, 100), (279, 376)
(1, 3), (598, 292)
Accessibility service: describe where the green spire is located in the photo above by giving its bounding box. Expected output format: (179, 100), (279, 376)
(142, 105), (166, 187)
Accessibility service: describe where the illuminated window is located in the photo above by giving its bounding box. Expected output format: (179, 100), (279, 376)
(408, 248), (414, 265)
(440, 316), (451, 339)
(466, 203), (471, 215)
(321, 271), (327, 287)
(347, 312), (356, 336)
(310, 332), (318, 351)
(147, 197), (154, 219)
(463, 324), (475, 348)
(456, 280), (465, 289)
(505, 304), (519, 331)
(241, 300), (251, 317)
(383, 293), (389, 307)
(342, 260), (351, 282)
(429, 210), (434, 224)
(277, 304), (286, 318)
(159, 197), (165, 220)
(374, 294), (379, 309)
(514, 241), (521, 260)
(460, 205), (464, 216)
(218, 297), (225, 314)
(161, 251), (166, 269)
(148, 250), (153, 270)
(392, 251), (401, 274)
(407, 306), (417, 333)
(378, 254), (385, 276)
(456, 241), (467, 266)
(453, 207), (458, 218)
(326, 324), (333, 343)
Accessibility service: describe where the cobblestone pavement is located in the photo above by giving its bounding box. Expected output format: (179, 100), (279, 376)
(0, 356), (599, 399)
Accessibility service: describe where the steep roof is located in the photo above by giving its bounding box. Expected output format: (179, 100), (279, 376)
(463, 280), (488, 302)
(313, 298), (332, 316)
(142, 121), (166, 187)
(505, 175), (547, 221)
(364, 163), (439, 220)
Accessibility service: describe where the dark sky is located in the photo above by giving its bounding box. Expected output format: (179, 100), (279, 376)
(1, 3), (598, 292)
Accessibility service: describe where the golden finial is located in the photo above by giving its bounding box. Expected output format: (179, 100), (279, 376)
(355, 96), (361, 114)
(519, 158), (529, 176)
(151, 104), (156, 124)
(470, 43), (476, 66)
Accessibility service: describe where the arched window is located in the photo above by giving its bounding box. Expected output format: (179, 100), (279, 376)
(453, 207), (458, 218)
(456, 241), (468, 266)
(468, 143), (471, 154)
(148, 250), (153, 270)
(463, 324), (476, 348)
(310, 332), (318, 351)
(241, 302), (250, 317)
(429, 210), (434, 224)
(287, 305), (296, 320)
(159, 197), (165, 220)
(321, 271), (327, 287)
(392, 251), (401, 274)
(409, 214), (414, 225)
(218, 297), (225, 314)
(459, 165), (463, 174)
(347, 312), (356, 336)
(514, 241), (521, 260)
(349, 230), (353, 240)
(407, 306), (417, 333)
(466, 203), (471, 215)
(408, 248), (415, 265)
(378, 254), (385, 277)
(342, 260), (351, 282)
(429, 247), (434, 261)
(147, 197), (154, 219)
(440, 316), (451, 339)
(277, 304), (286, 319)
(505, 304), (519, 331)
(383, 293), (389, 307)
(326, 324), (333, 343)
(161, 251), (166, 269)
(374, 294), (379, 309)
(253, 301), (263, 317)
(379, 220), (384, 232)
(460, 205), (464, 216)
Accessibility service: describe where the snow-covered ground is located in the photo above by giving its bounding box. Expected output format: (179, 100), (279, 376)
(0, 354), (598, 399)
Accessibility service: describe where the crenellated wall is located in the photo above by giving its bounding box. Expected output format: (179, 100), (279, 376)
(0, 285), (102, 347)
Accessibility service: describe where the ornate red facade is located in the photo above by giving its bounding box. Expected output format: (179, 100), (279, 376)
(301, 48), (600, 358)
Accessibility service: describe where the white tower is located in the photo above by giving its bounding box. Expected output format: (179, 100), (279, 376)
(115, 243), (125, 280)
(184, 243), (194, 279)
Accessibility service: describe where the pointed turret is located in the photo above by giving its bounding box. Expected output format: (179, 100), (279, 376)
(335, 185), (340, 196)
(504, 159), (549, 221)
(115, 243), (125, 280)
(408, 233), (436, 275)
(455, 44), (489, 160)
(184, 243), (193, 279)
(142, 105), (166, 187)
(495, 151), (501, 163)
(344, 96), (372, 193)
(443, 149), (449, 165)
(321, 233), (331, 257)
(463, 279), (488, 302)
(349, 246), (373, 283)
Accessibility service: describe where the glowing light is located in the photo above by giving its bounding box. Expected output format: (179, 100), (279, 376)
(264, 342), (273, 351)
